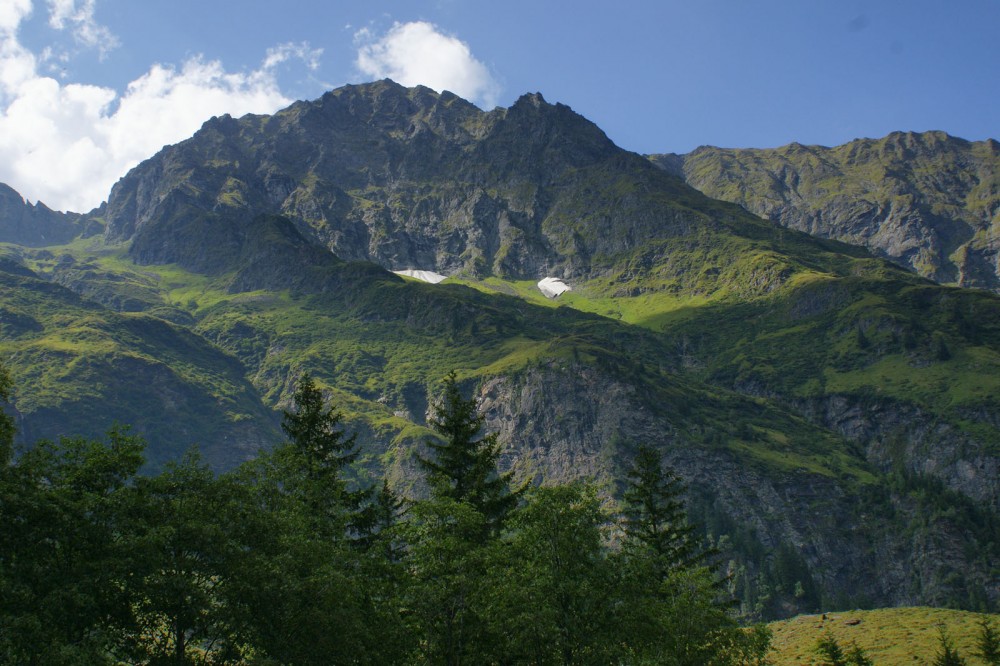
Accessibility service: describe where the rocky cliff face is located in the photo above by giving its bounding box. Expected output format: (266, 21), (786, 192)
(651, 132), (1000, 291)
(479, 364), (997, 612)
(0, 183), (95, 246)
(101, 80), (719, 282)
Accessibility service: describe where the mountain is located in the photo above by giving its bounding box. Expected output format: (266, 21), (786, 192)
(0, 248), (277, 470)
(0, 183), (98, 246)
(649, 131), (1000, 291)
(0, 80), (998, 617)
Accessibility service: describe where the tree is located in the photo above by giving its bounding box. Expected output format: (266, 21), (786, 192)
(0, 360), (13, 467)
(418, 371), (517, 537)
(280, 372), (365, 536)
(933, 628), (968, 666)
(614, 445), (768, 664)
(281, 372), (359, 488)
(406, 372), (521, 664)
(815, 633), (847, 666)
(0, 428), (145, 665)
(403, 497), (492, 666)
(480, 483), (619, 665)
(815, 633), (873, 666)
(975, 615), (1000, 666)
(118, 449), (250, 665)
(226, 376), (409, 665)
(845, 641), (875, 666)
(621, 445), (706, 574)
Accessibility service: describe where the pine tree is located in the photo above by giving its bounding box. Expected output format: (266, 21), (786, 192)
(845, 641), (875, 666)
(621, 445), (704, 574)
(933, 628), (968, 666)
(418, 371), (517, 536)
(975, 615), (1000, 666)
(280, 373), (364, 533)
(815, 633), (847, 666)
(282, 373), (359, 487)
(407, 372), (520, 664)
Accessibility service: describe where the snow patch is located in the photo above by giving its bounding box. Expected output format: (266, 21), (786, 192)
(537, 277), (571, 298)
(394, 269), (447, 284)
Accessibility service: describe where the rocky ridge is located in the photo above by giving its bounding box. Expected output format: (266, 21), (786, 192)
(650, 131), (1000, 291)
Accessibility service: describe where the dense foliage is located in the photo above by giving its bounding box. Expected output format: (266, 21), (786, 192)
(0, 370), (771, 665)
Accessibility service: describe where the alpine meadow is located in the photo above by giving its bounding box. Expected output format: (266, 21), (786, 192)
(1, 79), (999, 664)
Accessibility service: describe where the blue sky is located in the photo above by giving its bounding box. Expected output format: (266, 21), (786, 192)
(2, 0), (998, 212)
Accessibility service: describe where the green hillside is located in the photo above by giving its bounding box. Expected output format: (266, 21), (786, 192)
(769, 608), (999, 664)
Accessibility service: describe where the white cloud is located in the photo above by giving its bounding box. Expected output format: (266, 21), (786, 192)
(355, 21), (500, 109)
(264, 41), (323, 72)
(0, 0), (32, 34)
(0, 2), (320, 212)
(46, 0), (118, 59)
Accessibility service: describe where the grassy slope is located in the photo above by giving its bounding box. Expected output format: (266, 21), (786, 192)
(0, 246), (279, 470)
(456, 227), (1000, 450)
(769, 607), (998, 664)
(12, 239), (878, 489)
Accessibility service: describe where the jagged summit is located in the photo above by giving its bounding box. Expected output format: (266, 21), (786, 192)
(99, 80), (676, 279)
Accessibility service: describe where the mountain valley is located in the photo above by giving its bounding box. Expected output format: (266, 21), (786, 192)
(1, 80), (998, 618)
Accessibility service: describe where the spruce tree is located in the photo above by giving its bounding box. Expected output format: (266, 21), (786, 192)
(280, 373), (364, 533)
(975, 615), (1000, 666)
(407, 372), (519, 664)
(933, 628), (968, 666)
(282, 373), (359, 488)
(621, 445), (704, 573)
(815, 633), (847, 666)
(418, 371), (517, 536)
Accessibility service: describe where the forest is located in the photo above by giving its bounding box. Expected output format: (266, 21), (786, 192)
(0, 361), (776, 665)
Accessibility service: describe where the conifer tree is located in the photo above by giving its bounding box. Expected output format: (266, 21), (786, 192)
(280, 373), (365, 533)
(621, 444), (705, 573)
(975, 615), (1000, 666)
(282, 373), (359, 487)
(933, 628), (968, 666)
(418, 371), (517, 536)
(407, 372), (519, 664)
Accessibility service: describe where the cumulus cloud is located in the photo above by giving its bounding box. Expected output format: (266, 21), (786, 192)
(0, 1), (320, 212)
(355, 21), (500, 109)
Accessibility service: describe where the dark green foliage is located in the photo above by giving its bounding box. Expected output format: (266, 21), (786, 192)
(933, 628), (968, 666)
(815, 633), (848, 665)
(613, 446), (770, 664)
(419, 371), (518, 537)
(975, 615), (1000, 665)
(282, 372), (359, 485)
(621, 445), (705, 573)
(280, 372), (366, 536)
(815, 633), (875, 666)
(118, 450), (250, 664)
(402, 497), (491, 665)
(480, 483), (619, 664)
(0, 427), (144, 665)
(0, 360), (13, 467)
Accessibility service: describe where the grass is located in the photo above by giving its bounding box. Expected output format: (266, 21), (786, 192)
(768, 607), (998, 665)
